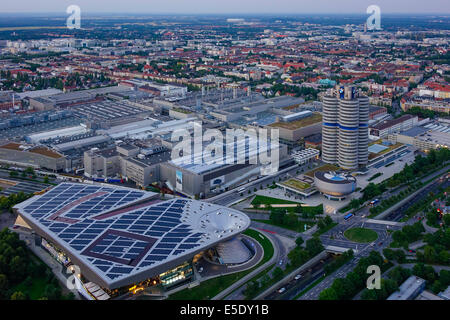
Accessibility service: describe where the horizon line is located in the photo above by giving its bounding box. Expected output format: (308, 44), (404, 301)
(0, 11), (449, 15)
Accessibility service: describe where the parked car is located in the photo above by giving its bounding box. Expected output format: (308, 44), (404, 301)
(278, 287), (286, 294)
(294, 274), (302, 280)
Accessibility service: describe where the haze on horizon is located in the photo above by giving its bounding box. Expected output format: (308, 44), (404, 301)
(1, 0), (450, 14)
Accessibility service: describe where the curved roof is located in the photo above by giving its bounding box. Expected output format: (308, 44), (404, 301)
(314, 171), (356, 184)
(14, 183), (250, 289)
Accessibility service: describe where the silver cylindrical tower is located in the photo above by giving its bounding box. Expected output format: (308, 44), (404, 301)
(358, 96), (369, 166)
(338, 96), (359, 170)
(322, 94), (339, 164)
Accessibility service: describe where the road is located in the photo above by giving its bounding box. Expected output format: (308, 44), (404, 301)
(384, 175), (450, 222)
(264, 254), (335, 300)
(297, 171), (450, 300)
(223, 231), (285, 300)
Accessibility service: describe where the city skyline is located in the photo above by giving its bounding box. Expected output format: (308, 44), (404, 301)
(1, 0), (450, 14)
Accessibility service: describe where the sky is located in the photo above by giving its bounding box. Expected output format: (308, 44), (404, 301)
(1, 0), (449, 14)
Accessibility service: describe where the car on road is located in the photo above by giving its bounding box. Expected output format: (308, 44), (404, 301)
(279, 259), (283, 265)
(378, 242), (383, 246)
(408, 249), (416, 253)
(294, 274), (302, 280)
(278, 287), (286, 294)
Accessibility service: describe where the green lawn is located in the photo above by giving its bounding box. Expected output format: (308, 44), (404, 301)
(11, 277), (48, 300)
(251, 195), (301, 206)
(344, 227), (378, 243)
(313, 222), (338, 237)
(167, 229), (274, 300)
(282, 179), (311, 190)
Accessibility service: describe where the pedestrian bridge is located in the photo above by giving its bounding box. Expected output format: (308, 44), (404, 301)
(365, 219), (404, 227)
(325, 245), (352, 254)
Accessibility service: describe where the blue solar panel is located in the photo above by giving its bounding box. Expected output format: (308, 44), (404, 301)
(161, 237), (184, 243)
(145, 255), (166, 261)
(71, 239), (93, 245)
(16, 183), (247, 282)
(154, 221), (176, 228)
(151, 249), (172, 255)
(95, 265), (109, 272)
(155, 243), (176, 249)
(110, 267), (133, 274)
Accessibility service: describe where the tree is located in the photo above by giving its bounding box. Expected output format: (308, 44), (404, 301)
(382, 248), (395, 261)
(424, 245), (437, 263)
(10, 291), (26, 300)
(443, 214), (450, 227)
(244, 280), (260, 298)
(270, 208), (285, 225)
(272, 267), (284, 281)
(0, 274), (8, 298)
(438, 250), (449, 265)
(349, 198), (360, 209)
(305, 238), (324, 256)
(252, 198), (262, 212)
(323, 215), (333, 226)
(394, 250), (406, 264)
(319, 287), (339, 300)
(332, 278), (355, 300)
(295, 237), (304, 247)
(43, 284), (61, 300)
(426, 211), (438, 226)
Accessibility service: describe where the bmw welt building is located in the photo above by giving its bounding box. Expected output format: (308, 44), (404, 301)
(13, 182), (251, 299)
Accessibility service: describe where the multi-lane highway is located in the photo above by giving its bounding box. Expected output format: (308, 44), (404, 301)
(384, 174), (450, 221)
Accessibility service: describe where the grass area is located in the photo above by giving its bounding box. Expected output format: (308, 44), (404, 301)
(368, 172), (383, 181)
(167, 229), (274, 300)
(11, 277), (48, 300)
(253, 219), (315, 233)
(281, 179), (311, 190)
(304, 164), (340, 178)
(251, 195), (301, 205)
(172, 107), (192, 114)
(293, 275), (326, 299)
(344, 228), (378, 243)
(313, 222), (338, 237)
(232, 263), (276, 300)
(268, 112), (322, 130)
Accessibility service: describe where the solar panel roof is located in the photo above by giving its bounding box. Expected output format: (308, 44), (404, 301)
(14, 182), (250, 289)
